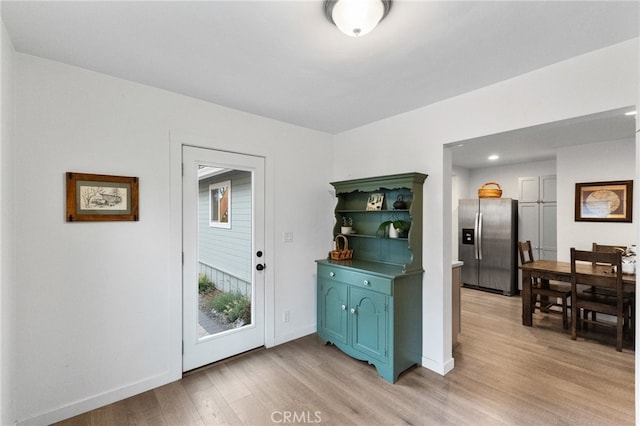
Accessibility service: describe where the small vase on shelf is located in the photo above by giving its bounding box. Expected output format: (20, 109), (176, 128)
(341, 216), (353, 234)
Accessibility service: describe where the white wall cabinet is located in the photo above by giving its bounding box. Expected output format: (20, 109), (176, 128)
(518, 175), (557, 262)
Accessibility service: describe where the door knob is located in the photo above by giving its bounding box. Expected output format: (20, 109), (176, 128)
(256, 264), (265, 271)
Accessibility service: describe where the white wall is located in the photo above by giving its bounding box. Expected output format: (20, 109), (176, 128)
(333, 39), (638, 376)
(1, 19), (16, 426)
(451, 166), (470, 261)
(12, 53), (333, 425)
(467, 159), (557, 199)
(557, 138), (637, 260)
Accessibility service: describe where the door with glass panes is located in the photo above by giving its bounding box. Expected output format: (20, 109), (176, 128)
(182, 146), (265, 371)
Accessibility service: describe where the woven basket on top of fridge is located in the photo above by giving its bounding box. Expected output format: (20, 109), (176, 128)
(477, 182), (502, 198)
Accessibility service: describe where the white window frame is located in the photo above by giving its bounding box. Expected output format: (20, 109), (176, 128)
(209, 180), (231, 228)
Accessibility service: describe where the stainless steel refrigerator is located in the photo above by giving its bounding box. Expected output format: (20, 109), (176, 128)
(458, 198), (518, 296)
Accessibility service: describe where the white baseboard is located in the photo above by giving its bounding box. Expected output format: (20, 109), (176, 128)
(270, 325), (316, 347)
(421, 355), (455, 376)
(17, 371), (180, 426)
(19, 326), (319, 425)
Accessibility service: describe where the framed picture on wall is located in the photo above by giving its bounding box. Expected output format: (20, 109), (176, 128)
(574, 180), (633, 222)
(66, 172), (139, 222)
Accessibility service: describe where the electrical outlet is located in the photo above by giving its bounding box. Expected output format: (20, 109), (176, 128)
(283, 310), (290, 323)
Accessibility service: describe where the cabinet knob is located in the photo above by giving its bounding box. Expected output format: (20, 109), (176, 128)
(350, 308), (356, 314)
(329, 272), (335, 277)
(363, 280), (369, 286)
(341, 304), (346, 310)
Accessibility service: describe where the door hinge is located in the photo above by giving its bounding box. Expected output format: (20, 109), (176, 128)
(182, 341), (184, 354)
(182, 252), (184, 265)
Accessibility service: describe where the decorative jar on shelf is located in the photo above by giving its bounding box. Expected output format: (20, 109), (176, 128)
(341, 216), (353, 234)
(377, 219), (410, 239)
(393, 194), (407, 210)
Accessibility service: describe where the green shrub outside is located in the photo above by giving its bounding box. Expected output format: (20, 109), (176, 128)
(210, 291), (251, 324)
(198, 273), (215, 294)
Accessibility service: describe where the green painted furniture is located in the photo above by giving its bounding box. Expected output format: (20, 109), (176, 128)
(316, 172), (427, 383)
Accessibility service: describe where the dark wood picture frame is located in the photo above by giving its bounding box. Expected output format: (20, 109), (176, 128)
(575, 180), (633, 222)
(66, 172), (139, 222)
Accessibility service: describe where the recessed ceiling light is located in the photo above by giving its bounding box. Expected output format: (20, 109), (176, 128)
(488, 154), (499, 161)
(625, 110), (637, 116)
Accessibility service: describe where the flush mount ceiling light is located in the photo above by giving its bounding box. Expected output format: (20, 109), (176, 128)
(325, 0), (392, 37)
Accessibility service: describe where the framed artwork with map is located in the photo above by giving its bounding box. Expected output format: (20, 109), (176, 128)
(575, 180), (632, 222)
(66, 172), (139, 222)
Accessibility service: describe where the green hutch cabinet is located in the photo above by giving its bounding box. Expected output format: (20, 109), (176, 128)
(316, 172), (427, 383)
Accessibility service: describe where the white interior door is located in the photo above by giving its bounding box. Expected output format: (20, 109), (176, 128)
(182, 145), (265, 371)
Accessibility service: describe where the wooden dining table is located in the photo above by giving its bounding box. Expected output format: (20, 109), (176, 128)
(519, 260), (636, 326)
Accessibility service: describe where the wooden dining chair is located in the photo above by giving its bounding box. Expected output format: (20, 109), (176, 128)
(518, 241), (571, 329)
(588, 243), (635, 335)
(570, 248), (631, 352)
(591, 243), (625, 259)
(583, 243), (626, 302)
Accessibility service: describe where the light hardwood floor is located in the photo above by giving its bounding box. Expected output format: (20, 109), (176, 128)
(56, 288), (634, 425)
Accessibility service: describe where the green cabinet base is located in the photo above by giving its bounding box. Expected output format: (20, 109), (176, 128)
(319, 338), (418, 384)
(316, 260), (422, 383)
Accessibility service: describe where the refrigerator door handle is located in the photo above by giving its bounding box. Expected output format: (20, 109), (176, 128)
(474, 212), (480, 260)
(477, 212), (483, 260)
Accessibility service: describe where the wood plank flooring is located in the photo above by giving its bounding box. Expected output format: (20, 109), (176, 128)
(55, 288), (634, 425)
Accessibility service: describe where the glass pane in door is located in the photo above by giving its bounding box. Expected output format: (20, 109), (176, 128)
(196, 166), (253, 340)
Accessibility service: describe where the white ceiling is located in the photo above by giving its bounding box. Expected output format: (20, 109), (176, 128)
(450, 107), (638, 169)
(2, 1), (638, 167)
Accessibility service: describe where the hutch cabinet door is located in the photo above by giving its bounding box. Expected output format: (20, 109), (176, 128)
(350, 287), (388, 363)
(318, 279), (348, 345)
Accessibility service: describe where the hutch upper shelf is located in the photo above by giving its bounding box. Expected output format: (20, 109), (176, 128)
(330, 172), (427, 273)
